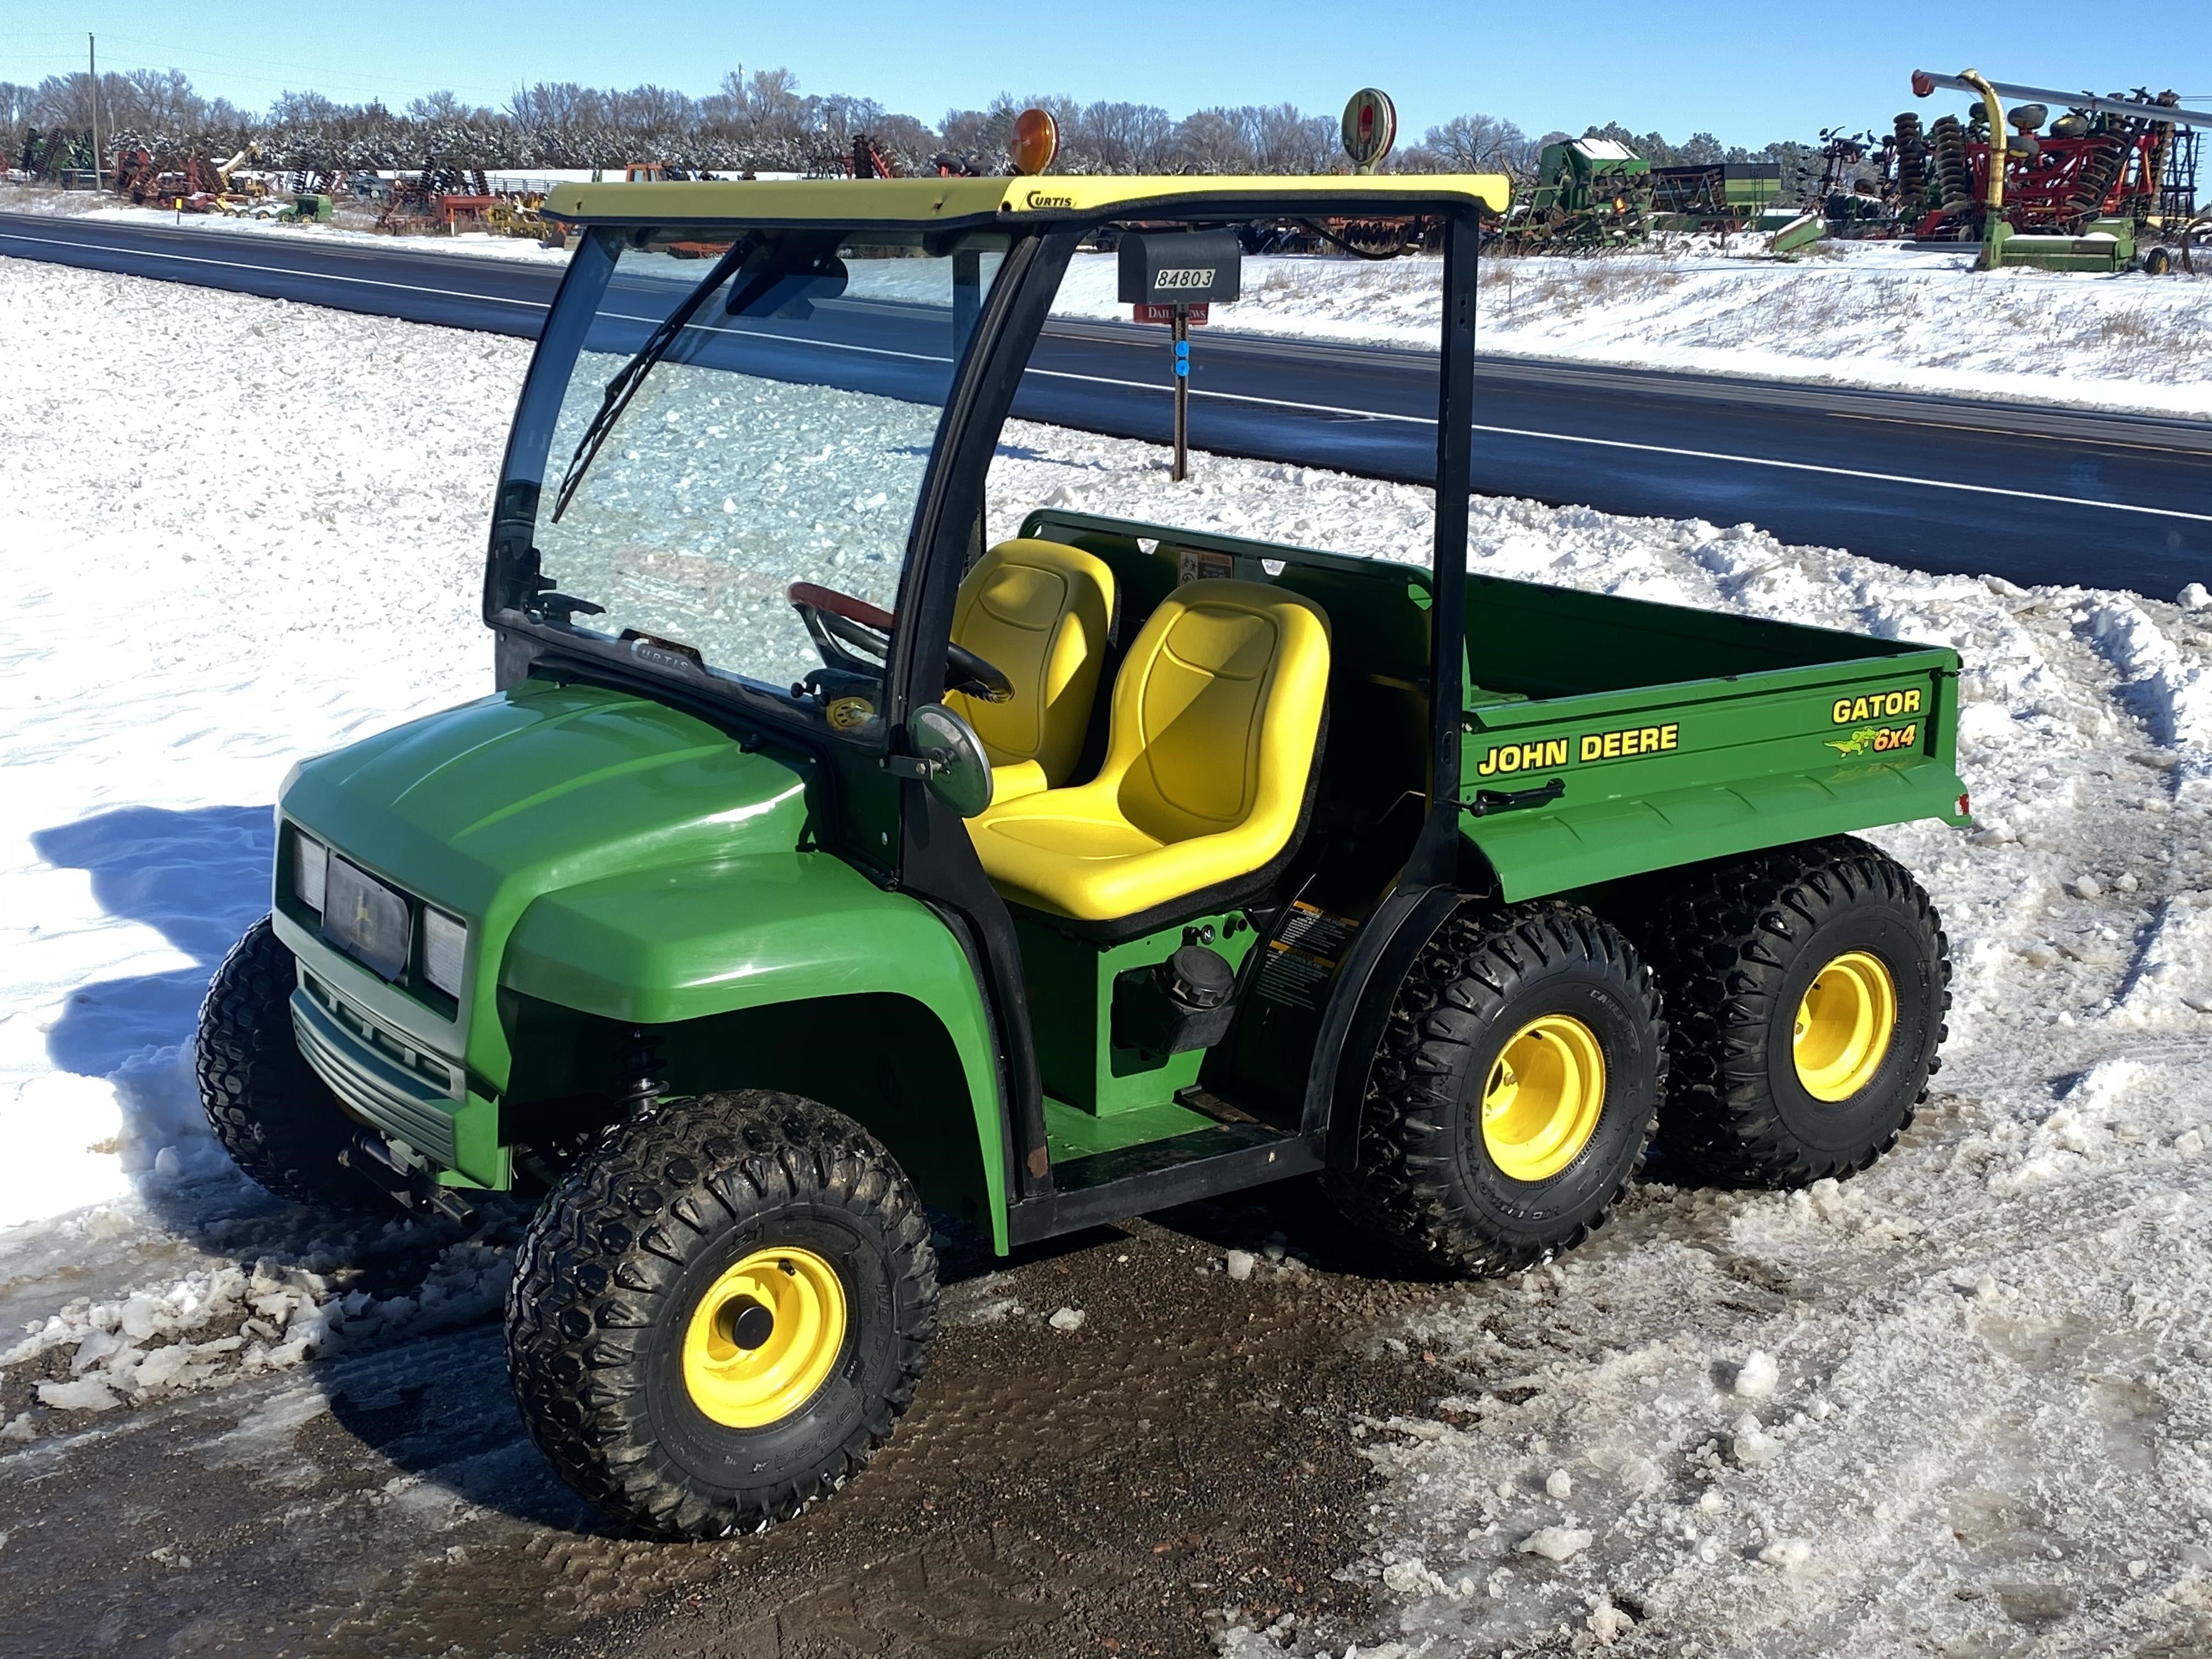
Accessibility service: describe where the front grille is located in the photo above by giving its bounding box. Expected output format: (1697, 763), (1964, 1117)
(291, 974), (462, 1164)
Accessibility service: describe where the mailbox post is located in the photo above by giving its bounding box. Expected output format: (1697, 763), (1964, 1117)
(1118, 229), (1242, 482)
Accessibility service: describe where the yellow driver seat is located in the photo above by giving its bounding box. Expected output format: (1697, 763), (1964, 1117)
(969, 579), (1330, 923)
(945, 539), (1117, 805)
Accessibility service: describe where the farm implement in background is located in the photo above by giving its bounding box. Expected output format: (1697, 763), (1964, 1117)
(105, 144), (329, 221)
(1809, 70), (2205, 272)
(1493, 143), (1787, 254)
(1494, 139), (1652, 252)
(1907, 70), (2208, 273)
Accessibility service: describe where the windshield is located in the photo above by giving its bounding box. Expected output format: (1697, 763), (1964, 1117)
(511, 227), (1009, 726)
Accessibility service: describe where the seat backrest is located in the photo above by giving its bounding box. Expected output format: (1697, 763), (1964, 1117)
(1101, 579), (1331, 847)
(946, 538), (1116, 787)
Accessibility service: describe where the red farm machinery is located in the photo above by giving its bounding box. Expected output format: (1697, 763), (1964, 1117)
(1905, 70), (2208, 270)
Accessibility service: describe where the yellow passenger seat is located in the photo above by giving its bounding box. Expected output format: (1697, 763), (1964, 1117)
(969, 579), (1330, 924)
(946, 539), (1116, 804)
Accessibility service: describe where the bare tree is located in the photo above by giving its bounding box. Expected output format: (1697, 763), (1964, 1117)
(25, 58), (1840, 195)
(30, 72), (102, 129)
(1408, 112), (1529, 177)
(407, 90), (494, 124)
(1243, 104), (1334, 173)
(1170, 107), (1252, 172)
(938, 107), (989, 162)
(816, 94), (885, 153)
(267, 89), (342, 126)
(117, 68), (205, 129)
(1069, 101), (1173, 173)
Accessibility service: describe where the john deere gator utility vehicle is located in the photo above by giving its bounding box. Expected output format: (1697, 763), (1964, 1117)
(199, 173), (1966, 1540)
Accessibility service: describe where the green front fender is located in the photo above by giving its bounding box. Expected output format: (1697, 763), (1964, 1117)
(501, 850), (1009, 1246)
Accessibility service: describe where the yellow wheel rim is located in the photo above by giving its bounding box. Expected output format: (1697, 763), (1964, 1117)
(1792, 950), (1897, 1102)
(1480, 1014), (1607, 1183)
(680, 1246), (848, 1429)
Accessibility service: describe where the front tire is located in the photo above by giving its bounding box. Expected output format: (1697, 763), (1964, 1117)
(196, 916), (383, 1211)
(1336, 901), (1667, 1276)
(506, 1091), (938, 1541)
(1620, 837), (1949, 1188)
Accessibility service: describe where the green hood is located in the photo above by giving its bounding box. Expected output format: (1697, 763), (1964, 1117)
(280, 678), (813, 1080)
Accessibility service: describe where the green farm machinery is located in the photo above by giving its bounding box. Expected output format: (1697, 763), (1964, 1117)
(1650, 162), (1784, 232)
(1497, 138), (1654, 251)
(1497, 142), (1785, 252)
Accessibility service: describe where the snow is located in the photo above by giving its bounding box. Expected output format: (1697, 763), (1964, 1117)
(1519, 1527), (1594, 1562)
(0, 258), (506, 1230)
(1733, 1350), (1779, 1401)
(5, 256), (2212, 1655)
(1053, 240), (2212, 419)
(0, 182), (569, 266)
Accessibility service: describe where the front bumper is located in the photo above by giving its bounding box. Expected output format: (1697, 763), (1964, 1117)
(291, 972), (464, 1163)
(290, 968), (506, 1185)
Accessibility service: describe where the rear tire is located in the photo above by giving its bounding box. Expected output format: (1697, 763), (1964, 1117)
(1335, 901), (1667, 1276)
(196, 916), (384, 1211)
(1618, 837), (1949, 1188)
(506, 1091), (938, 1541)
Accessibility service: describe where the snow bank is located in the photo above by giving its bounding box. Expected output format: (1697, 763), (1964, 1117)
(1053, 240), (2212, 419)
(1156, 518), (2210, 1653)
(3, 1234), (510, 1435)
(0, 258), (510, 1229)
(0, 182), (568, 266)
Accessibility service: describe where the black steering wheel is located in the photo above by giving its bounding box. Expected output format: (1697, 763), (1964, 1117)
(787, 583), (1014, 703)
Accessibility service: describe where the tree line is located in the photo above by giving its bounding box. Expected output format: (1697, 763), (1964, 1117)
(3, 64), (1811, 192)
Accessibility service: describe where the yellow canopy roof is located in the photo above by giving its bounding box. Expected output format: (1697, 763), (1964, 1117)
(543, 173), (1509, 228)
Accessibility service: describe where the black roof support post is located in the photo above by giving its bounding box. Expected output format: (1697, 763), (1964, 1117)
(1410, 205), (1476, 884)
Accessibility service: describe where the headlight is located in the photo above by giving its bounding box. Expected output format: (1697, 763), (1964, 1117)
(422, 908), (469, 998)
(292, 830), (328, 912)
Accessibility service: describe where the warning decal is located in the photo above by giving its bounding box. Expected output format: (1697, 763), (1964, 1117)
(1250, 900), (1361, 1012)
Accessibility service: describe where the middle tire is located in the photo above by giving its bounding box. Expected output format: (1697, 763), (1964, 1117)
(1338, 901), (1667, 1276)
(506, 1090), (938, 1541)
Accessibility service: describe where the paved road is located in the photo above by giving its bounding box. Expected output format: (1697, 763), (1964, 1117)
(6, 210), (2207, 596)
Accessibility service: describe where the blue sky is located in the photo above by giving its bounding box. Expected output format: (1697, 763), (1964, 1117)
(14, 3), (2212, 148)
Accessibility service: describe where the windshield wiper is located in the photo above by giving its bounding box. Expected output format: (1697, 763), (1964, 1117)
(550, 234), (763, 523)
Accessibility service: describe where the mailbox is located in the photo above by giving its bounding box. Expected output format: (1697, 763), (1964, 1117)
(1116, 229), (1243, 307)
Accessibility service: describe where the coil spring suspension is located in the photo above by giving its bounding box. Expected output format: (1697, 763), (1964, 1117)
(624, 1028), (665, 1118)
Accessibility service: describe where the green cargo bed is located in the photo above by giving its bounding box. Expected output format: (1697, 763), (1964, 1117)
(1021, 511), (1967, 901)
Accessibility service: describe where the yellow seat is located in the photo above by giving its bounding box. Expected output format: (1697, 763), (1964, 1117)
(945, 539), (1116, 805)
(969, 579), (1330, 922)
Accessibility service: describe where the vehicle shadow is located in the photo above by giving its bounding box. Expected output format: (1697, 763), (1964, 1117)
(317, 1316), (613, 1536)
(29, 802), (274, 1233)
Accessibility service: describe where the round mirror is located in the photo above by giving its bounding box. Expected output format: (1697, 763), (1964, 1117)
(909, 703), (994, 818)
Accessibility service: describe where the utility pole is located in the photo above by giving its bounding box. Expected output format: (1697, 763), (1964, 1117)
(87, 33), (100, 193)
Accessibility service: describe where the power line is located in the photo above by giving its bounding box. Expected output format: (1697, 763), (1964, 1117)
(99, 34), (515, 100)
(0, 37), (516, 104)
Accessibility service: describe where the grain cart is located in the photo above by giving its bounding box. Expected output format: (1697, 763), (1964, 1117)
(200, 173), (1966, 1540)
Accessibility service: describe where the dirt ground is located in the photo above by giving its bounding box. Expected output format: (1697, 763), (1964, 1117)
(2, 1184), (1454, 1658)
